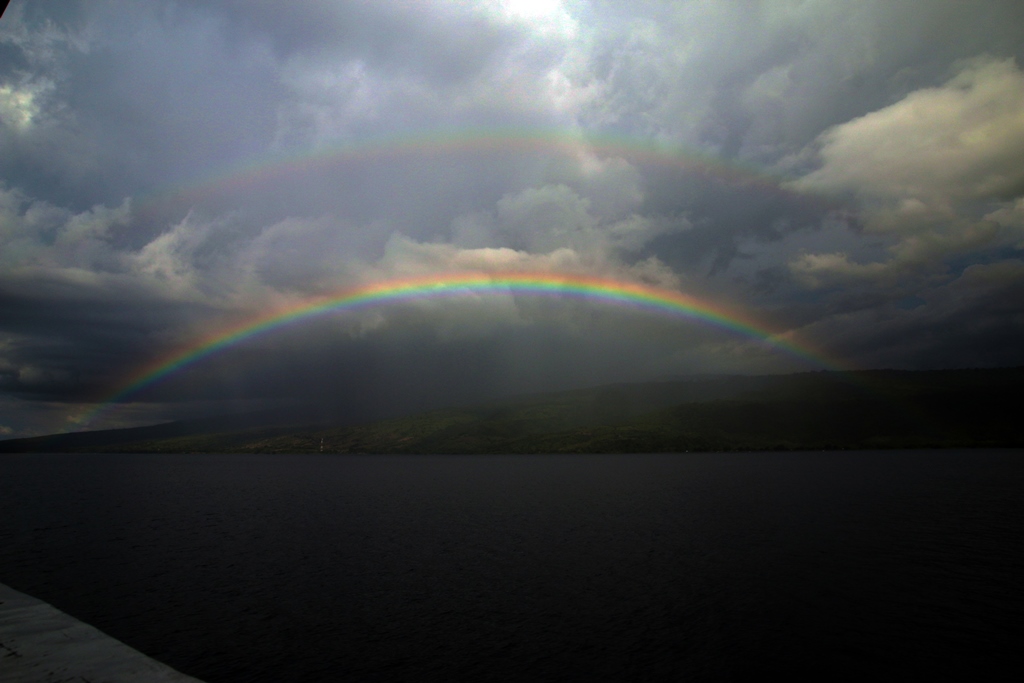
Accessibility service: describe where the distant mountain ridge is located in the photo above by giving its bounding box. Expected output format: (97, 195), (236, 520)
(2, 367), (1021, 453)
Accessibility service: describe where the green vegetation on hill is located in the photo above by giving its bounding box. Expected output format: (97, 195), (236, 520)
(2, 368), (1022, 453)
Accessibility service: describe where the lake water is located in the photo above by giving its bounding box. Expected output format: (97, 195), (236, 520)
(1, 451), (1021, 681)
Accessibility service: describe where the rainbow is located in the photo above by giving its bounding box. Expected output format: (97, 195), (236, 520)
(76, 272), (842, 427)
(141, 127), (825, 211)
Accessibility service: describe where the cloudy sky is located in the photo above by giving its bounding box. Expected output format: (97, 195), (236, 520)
(2, 0), (1024, 437)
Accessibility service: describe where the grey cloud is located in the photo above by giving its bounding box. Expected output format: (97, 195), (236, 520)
(456, 182), (674, 254)
(578, 0), (1024, 269)
(192, 0), (528, 86)
(580, 1), (1024, 162)
(0, 2), (284, 211)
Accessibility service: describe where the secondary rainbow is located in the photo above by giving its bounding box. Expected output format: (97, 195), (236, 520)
(77, 272), (842, 427)
(140, 127), (827, 212)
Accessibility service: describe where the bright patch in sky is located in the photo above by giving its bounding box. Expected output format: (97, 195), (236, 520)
(479, 0), (578, 37)
(0, 83), (41, 130)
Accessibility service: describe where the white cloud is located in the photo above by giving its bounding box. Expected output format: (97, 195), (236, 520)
(375, 232), (680, 289)
(792, 58), (1024, 205)
(784, 58), (1024, 290)
(129, 212), (217, 298)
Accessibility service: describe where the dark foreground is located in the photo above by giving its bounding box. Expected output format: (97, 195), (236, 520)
(1, 451), (1021, 681)
(3, 368), (1022, 454)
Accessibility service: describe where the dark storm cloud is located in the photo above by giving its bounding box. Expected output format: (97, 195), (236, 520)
(640, 170), (837, 276)
(794, 259), (1024, 370)
(0, 269), (224, 402)
(2, 0), (1024, 437)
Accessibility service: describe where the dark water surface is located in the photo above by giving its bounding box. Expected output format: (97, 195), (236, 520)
(1, 451), (1021, 681)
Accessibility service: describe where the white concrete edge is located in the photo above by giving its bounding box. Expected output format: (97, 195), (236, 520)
(0, 581), (206, 682)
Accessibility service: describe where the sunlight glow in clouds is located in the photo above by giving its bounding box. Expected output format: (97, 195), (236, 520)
(0, 83), (43, 130)
(476, 0), (578, 37)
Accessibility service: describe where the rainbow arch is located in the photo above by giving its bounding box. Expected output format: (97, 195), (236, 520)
(143, 127), (823, 210)
(77, 271), (842, 427)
